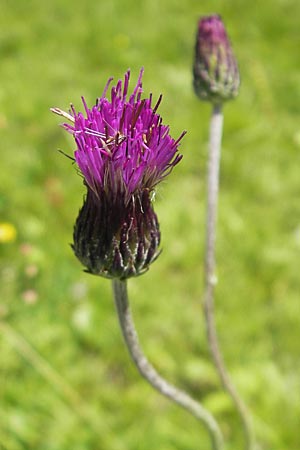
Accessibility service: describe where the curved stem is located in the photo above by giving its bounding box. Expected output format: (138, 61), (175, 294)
(112, 278), (224, 450)
(204, 103), (255, 450)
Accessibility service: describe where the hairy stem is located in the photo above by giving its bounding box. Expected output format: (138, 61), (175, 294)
(112, 278), (224, 450)
(204, 103), (255, 450)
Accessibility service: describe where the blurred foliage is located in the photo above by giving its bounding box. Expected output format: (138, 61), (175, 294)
(1, 0), (300, 449)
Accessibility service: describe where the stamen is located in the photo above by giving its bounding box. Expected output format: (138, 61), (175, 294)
(132, 67), (144, 100)
(123, 70), (130, 100)
(131, 99), (146, 129)
(172, 130), (187, 147)
(76, 128), (107, 139)
(100, 76), (114, 100)
(81, 97), (91, 118)
(50, 107), (75, 123)
(152, 94), (163, 115)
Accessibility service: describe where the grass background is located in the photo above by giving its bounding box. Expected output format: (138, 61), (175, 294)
(1, 0), (300, 449)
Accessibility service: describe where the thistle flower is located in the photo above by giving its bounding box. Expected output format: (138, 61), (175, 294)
(52, 69), (185, 279)
(193, 15), (240, 104)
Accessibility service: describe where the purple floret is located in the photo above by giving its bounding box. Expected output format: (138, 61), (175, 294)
(60, 69), (185, 203)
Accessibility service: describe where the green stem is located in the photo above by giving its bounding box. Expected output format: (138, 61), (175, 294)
(203, 103), (255, 450)
(112, 278), (224, 450)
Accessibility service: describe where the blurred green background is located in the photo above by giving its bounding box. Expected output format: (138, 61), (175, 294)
(1, 0), (300, 449)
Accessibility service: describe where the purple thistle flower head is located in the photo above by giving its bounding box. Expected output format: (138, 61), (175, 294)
(52, 69), (185, 279)
(193, 15), (240, 104)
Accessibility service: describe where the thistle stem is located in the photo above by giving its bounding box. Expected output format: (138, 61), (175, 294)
(112, 278), (224, 450)
(204, 103), (254, 450)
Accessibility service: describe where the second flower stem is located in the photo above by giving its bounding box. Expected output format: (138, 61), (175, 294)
(204, 103), (254, 450)
(112, 278), (224, 450)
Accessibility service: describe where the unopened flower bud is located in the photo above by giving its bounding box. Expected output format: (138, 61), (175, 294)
(193, 15), (240, 104)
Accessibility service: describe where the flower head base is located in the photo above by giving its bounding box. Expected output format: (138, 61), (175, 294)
(193, 15), (240, 104)
(73, 189), (160, 279)
(52, 69), (184, 279)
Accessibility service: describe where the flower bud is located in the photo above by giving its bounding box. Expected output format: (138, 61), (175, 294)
(72, 189), (161, 279)
(193, 15), (240, 103)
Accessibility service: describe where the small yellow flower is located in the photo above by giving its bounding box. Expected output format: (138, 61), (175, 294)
(0, 222), (17, 243)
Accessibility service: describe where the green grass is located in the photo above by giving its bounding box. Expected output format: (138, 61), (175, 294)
(1, 0), (300, 449)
